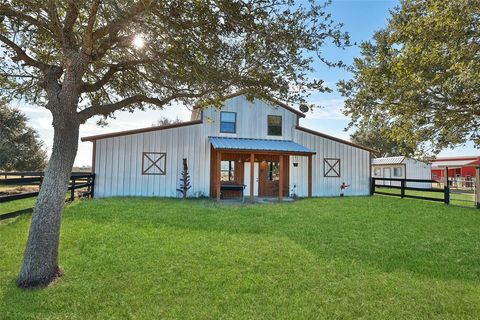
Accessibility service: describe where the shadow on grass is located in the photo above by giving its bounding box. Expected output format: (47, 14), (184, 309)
(65, 196), (480, 283)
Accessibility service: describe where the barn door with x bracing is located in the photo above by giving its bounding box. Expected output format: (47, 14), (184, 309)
(142, 152), (166, 175)
(324, 158), (340, 178)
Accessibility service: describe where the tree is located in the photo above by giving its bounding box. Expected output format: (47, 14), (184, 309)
(0, 102), (47, 171)
(0, 0), (348, 288)
(338, 0), (480, 157)
(152, 116), (182, 127)
(350, 122), (416, 158)
(177, 158), (191, 199)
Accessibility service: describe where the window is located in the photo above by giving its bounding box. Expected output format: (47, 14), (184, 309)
(267, 162), (280, 181)
(324, 158), (340, 177)
(267, 115), (282, 136)
(393, 167), (403, 177)
(221, 160), (235, 181)
(142, 152), (166, 175)
(220, 112), (236, 133)
(373, 168), (382, 177)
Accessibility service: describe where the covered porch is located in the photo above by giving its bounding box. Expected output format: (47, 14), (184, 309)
(209, 137), (315, 201)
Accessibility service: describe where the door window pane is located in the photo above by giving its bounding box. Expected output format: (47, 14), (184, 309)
(221, 160), (235, 181)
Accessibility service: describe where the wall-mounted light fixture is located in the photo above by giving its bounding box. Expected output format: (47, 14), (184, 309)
(293, 155), (299, 167)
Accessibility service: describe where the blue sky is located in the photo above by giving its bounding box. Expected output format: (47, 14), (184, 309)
(18, 0), (478, 166)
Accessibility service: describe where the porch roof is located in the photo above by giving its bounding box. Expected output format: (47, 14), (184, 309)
(209, 136), (315, 155)
(432, 159), (477, 168)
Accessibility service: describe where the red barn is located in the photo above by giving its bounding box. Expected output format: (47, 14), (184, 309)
(431, 156), (480, 186)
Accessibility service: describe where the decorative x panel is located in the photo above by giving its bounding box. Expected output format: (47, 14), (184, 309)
(324, 158), (341, 177)
(142, 152), (166, 175)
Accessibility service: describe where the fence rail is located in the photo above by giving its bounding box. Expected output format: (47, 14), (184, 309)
(372, 177), (479, 209)
(0, 172), (95, 220)
(371, 177), (450, 204)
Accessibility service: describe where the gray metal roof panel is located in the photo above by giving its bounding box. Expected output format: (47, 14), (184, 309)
(209, 136), (314, 154)
(372, 156), (406, 165)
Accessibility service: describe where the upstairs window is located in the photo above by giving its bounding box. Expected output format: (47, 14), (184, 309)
(220, 112), (236, 133)
(267, 115), (282, 136)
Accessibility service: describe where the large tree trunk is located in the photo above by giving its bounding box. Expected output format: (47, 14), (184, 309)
(16, 123), (80, 288)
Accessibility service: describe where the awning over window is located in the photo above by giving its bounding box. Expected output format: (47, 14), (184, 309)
(209, 136), (315, 155)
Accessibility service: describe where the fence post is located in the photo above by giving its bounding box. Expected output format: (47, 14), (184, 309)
(370, 178), (375, 196)
(444, 184), (450, 205)
(70, 178), (75, 202)
(400, 180), (405, 198)
(476, 167), (479, 209)
(90, 174), (95, 198)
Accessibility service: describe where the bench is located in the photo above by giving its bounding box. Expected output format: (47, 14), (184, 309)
(220, 184), (246, 201)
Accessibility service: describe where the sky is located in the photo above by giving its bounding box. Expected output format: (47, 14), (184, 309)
(15, 0), (478, 167)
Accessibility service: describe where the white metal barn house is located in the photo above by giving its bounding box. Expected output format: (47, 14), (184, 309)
(372, 156), (432, 188)
(81, 94), (375, 200)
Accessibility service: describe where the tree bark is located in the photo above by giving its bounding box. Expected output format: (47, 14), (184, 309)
(16, 122), (80, 288)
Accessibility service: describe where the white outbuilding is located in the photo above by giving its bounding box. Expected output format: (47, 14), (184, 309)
(372, 156), (432, 188)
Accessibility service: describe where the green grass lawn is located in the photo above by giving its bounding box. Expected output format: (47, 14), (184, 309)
(1, 197), (479, 319)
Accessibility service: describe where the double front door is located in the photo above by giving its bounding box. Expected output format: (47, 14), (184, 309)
(243, 159), (288, 197)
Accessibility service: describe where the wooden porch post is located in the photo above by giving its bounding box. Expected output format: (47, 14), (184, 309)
(308, 154), (313, 197)
(216, 151), (222, 201)
(250, 153), (255, 202)
(279, 155), (284, 201)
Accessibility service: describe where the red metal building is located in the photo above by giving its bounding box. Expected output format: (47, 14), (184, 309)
(431, 156), (480, 180)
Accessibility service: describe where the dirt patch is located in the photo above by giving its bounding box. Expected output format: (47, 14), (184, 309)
(0, 186), (39, 196)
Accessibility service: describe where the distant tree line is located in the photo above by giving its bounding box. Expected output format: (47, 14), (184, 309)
(0, 102), (47, 171)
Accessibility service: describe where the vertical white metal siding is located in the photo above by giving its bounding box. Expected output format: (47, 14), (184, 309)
(201, 95), (298, 140)
(94, 123), (210, 198)
(290, 130), (370, 197)
(405, 159), (432, 188)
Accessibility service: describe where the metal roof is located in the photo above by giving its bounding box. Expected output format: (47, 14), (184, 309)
(371, 156), (405, 165)
(431, 159), (477, 168)
(209, 136), (315, 154)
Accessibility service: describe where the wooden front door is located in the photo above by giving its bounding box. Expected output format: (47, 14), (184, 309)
(259, 156), (289, 197)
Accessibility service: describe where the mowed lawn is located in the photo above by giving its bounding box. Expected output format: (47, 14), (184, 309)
(1, 197), (480, 319)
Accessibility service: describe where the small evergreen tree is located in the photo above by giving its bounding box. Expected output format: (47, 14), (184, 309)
(177, 158), (191, 199)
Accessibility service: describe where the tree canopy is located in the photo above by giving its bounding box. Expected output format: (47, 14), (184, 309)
(338, 0), (479, 156)
(0, 0), (349, 289)
(1, 0), (348, 120)
(0, 102), (47, 171)
(350, 123), (415, 158)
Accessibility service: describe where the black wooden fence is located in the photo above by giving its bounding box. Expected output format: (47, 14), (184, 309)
(371, 177), (450, 204)
(0, 172), (95, 220)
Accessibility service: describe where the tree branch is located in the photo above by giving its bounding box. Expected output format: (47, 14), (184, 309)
(62, 1), (80, 47)
(0, 5), (57, 39)
(0, 34), (50, 72)
(82, 0), (102, 55)
(92, 0), (155, 41)
(78, 91), (210, 122)
(46, 1), (63, 40)
(80, 59), (151, 92)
